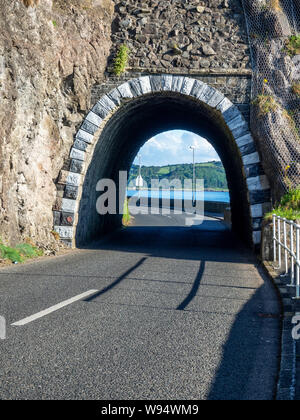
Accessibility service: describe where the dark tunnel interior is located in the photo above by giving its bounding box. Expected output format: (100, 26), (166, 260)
(75, 92), (252, 246)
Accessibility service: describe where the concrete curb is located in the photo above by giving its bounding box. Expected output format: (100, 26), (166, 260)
(262, 261), (297, 400)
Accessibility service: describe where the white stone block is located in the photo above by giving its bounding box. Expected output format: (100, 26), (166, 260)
(236, 133), (254, 148)
(207, 90), (224, 108)
(118, 82), (134, 98)
(172, 76), (184, 92)
(162, 74), (173, 91)
(242, 152), (260, 165)
(216, 97), (233, 113)
(253, 231), (261, 245)
(250, 203), (263, 218)
(227, 114), (245, 131)
(138, 76), (152, 94)
(61, 198), (77, 213)
(247, 175), (270, 191)
(181, 78), (195, 96)
(70, 148), (85, 161)
(85, 111), (103, 127)
(75, 129), (94, 144)
(54, 226), (74, 239)
(66, 172), (82, 187)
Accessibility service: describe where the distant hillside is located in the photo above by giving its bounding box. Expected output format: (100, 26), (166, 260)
(129, 161), (228, 191)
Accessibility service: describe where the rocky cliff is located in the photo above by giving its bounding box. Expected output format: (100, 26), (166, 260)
(0, 0), (113, 246)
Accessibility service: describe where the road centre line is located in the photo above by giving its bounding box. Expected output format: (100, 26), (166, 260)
(11, 290), (98, 326)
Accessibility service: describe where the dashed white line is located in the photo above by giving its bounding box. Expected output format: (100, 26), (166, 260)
(11, 289), (98, 326)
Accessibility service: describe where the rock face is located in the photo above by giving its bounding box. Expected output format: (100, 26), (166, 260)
(243, 0), (300, 201)
(0, 0), (113, 245)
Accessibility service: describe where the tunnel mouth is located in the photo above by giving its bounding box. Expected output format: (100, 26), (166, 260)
(75, 92), (253, 247)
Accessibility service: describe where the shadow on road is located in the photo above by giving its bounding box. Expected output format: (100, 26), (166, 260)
(177, 260), (205, 311)
(84, 257), (147, 302)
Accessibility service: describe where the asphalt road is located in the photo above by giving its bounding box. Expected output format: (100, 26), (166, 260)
(0, 214), (281, 400)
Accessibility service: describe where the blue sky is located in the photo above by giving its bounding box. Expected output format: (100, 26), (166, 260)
(133, 130), (221, 167)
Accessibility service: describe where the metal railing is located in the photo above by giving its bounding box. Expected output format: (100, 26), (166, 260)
(273, 215), (300, 299)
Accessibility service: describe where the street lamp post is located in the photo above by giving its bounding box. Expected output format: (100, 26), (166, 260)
(190, 146), (196, 206)
(136, 154), (142, 199)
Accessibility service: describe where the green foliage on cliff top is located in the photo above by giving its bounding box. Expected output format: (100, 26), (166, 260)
(129, 161), (228, 191)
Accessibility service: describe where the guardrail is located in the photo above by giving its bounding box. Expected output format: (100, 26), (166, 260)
(273, 214), (300, 299)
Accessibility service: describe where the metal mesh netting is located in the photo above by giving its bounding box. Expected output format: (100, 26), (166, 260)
(242, 0), (300, 198)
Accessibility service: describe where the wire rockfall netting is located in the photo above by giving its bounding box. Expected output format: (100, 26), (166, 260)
(242, 0), (300, 197)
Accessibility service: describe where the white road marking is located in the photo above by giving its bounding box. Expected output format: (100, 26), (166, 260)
(11, 290), (98, 326)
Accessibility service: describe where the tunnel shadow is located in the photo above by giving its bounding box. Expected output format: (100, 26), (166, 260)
(80, 223), (255, 265)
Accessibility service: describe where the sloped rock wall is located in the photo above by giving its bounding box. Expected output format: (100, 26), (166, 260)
(0, 0), (113, 245)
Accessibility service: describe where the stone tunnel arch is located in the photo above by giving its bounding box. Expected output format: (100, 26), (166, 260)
(53, 75), (271, 249)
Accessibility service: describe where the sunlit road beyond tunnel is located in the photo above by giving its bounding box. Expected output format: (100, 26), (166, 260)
(0, 216), (280, 400)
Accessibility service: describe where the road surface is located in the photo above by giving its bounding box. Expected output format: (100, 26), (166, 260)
(0, 214), (281, 400)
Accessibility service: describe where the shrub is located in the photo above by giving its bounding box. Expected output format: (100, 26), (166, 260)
(252, 94), (278, 116)
(285, 35), (300, 56)
(266, 187), (300, 221)
(292, 82), (300, 98)
(113, 44), (129, 77)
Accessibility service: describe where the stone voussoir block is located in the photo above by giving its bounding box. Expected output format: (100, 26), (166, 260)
(54, 225), (74, 240)
(85, 111), (103, 127)
(129, 78), (143, 97)
(70, 159), (84, 174)
(247, 175), (270, 191)
(171, 76), (185, 93)
(64, 185), (79, 200)
(61, 212), (75, 226)
(70, 147), (85, 162)
(239, 142), (257, 157)
(149, 75), (163, 92)
(190, 79), (206, 99)
(138, 76), (152, 94)
(61, 198), (77, 213)
(73, 138), (90, 152)
(206, 90), (225, 108)
(253, 231), (261, 245)
(81, 120), (99, 136)
(107, 88), (123, 106)
(117, 82), (134, 99)
(75, 129), (94, 145)
(66, 172), (82, 187)
(242, 151), (260, 166)
(181, 77), (195, 96)
(162, 74), (173, 91)
(92, 95), (116, 119)
(235, 133), (254, 148)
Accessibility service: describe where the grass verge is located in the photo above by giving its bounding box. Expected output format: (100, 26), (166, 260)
(122, 199), (131, 226)
(0, 241), (44, 264)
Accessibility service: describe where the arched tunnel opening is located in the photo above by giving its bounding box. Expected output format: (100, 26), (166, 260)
(75, 92), (252, 247)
